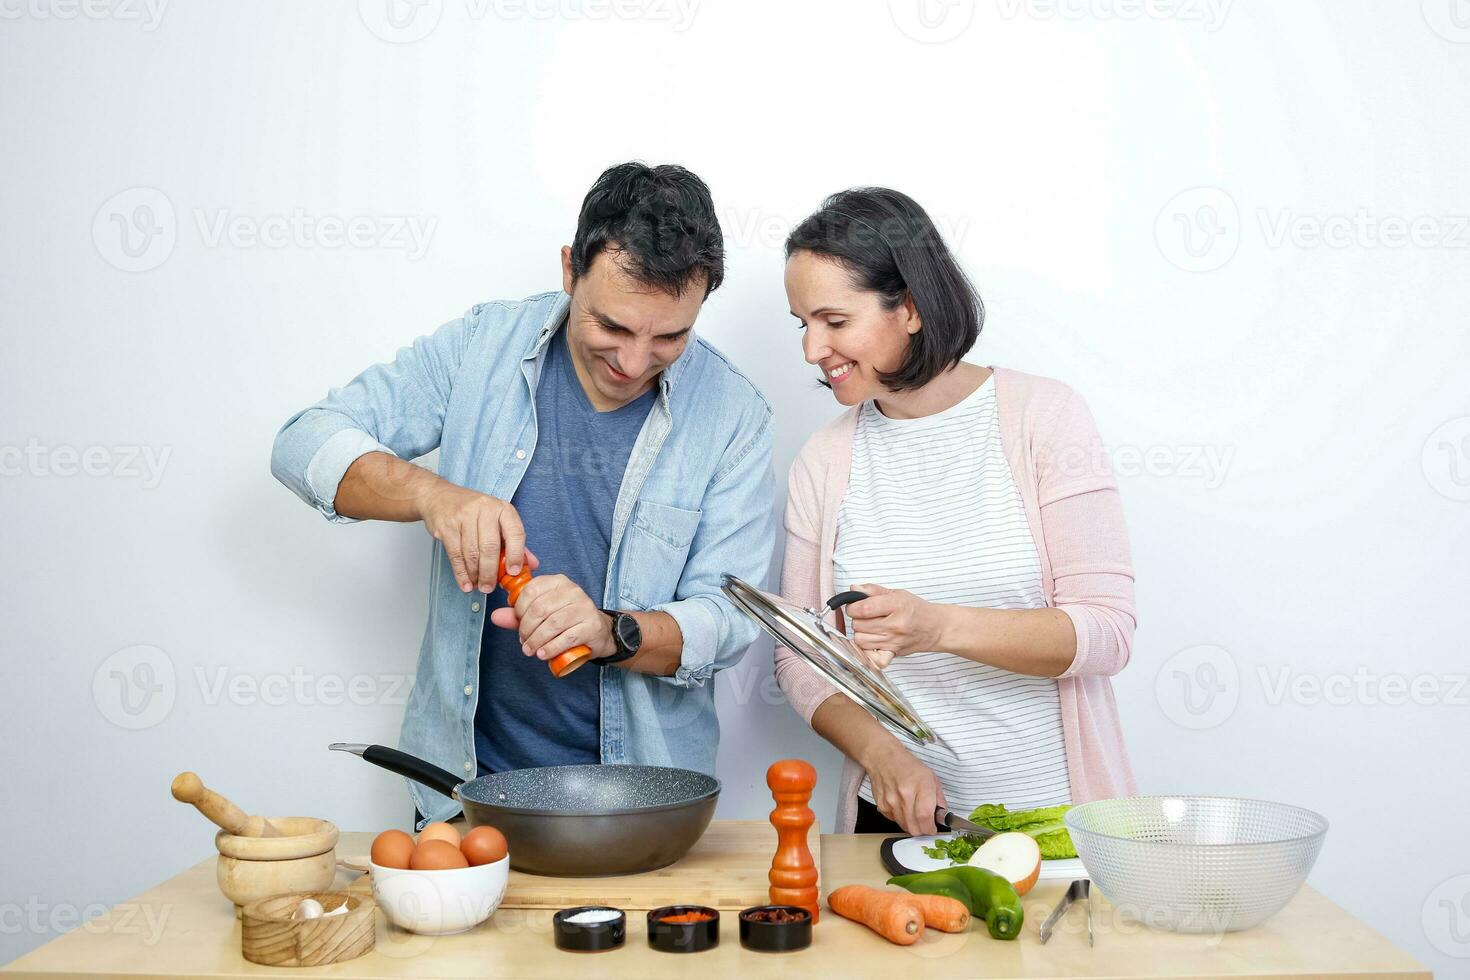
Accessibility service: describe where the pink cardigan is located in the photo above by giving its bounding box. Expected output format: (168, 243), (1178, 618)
(774, 367), (1138, 833)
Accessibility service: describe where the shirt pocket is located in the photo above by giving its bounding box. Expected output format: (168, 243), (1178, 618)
(617, 500), (703, 610)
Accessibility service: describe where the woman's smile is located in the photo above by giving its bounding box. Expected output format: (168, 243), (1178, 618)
(825, 360), (856, 383)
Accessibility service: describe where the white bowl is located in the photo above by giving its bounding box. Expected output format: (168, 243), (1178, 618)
(369, 856), (510, 936)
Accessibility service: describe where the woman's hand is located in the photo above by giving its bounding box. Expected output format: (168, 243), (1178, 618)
(846, 583), (948, 662)
(862, 737), (948, 836)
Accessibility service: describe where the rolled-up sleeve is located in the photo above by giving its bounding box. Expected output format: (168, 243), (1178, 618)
(1033, 389), (1138, 678)
(656, 595), (723, 688)
(270, 315), (472, 522)
(651, 406), (776, 688)
(278, 422), (395, 523)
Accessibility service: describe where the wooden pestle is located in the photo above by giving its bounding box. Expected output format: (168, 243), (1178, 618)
(767, 758), (820, 922)
(171, 772), (283, 838)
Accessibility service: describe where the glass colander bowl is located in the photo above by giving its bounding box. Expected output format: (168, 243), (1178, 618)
(1064, 796), (1328, 934)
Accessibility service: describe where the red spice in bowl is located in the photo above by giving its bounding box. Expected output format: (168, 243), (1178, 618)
(646, 905), (720, 953)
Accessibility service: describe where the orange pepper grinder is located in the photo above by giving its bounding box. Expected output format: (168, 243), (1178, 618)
(767, 758), (819, 922)
(497, 555), (596, 678)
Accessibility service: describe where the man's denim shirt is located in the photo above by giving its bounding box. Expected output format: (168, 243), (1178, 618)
(271, 291), (776, 826)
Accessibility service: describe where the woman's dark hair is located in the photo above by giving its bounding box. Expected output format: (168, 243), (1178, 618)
(785, 187), (982, 391)
(570, 162), (725, 298)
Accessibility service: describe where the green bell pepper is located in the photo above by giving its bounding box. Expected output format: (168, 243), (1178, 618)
(888, 866), (1025, 941)
(885, 869), (972, 907)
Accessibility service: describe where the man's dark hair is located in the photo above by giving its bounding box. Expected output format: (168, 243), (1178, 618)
(570, 162), (725, 298)
(785, 187), (982, 392)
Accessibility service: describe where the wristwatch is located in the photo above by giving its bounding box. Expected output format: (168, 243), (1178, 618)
(595, 609), (641, 664)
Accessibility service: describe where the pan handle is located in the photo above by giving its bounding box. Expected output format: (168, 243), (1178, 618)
(328, 742), (464, 799)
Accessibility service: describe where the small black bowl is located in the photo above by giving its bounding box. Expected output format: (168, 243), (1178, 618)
(738, 905), (813, 952)
(646, 905), (719, 953)
(553, 906), (626, 952)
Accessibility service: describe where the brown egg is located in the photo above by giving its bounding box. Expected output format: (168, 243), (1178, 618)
(411, 839), (469, 870)
(460, 826), (508, 866)
(417, 821), (461, 848)
(370, 829), (415, 869)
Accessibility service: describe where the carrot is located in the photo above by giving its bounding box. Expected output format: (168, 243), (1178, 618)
(906, 893), (971, 933)
(828, 884), (925, 945)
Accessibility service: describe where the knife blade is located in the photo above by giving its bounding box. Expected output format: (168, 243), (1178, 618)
(934, 807), (996, 840)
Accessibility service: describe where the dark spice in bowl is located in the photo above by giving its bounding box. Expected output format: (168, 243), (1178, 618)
(739, 904), (813, 953)
(743, 907), (807, 924)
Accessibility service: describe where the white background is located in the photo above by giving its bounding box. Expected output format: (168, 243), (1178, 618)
(3, 0), (1469, 973)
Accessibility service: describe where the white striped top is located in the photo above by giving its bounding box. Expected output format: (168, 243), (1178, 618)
(835, 374), (1073, 813)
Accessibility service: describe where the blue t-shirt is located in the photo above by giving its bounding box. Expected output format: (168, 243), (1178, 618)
(473, 326), (655, 774)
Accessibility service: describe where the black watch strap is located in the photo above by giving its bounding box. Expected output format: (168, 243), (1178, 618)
(595, 610), (639, 664)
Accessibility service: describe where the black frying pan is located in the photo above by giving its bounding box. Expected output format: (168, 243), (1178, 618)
(330, 743), (719, 876)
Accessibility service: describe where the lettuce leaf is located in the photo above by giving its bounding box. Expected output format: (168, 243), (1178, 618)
(919, 835), (981, 864)
(1031, 826), (1077, 861)
(917, 803), (1079, 864)
(976, 805), (1072, 833)
(966, 804), (1078, 859)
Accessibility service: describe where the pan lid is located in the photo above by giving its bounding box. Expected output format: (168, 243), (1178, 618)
(720, 575), (940, 746)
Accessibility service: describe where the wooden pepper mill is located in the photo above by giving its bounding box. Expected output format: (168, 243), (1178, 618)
(767, 759), (819, 923)
(497, 555), (595, 677)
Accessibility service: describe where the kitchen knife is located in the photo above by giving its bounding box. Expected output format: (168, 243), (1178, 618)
(934, 807), (997, 840)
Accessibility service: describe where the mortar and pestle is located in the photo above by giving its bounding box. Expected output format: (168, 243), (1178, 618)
(171, 772), (340, 914)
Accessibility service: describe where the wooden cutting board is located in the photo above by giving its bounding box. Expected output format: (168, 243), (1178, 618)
(348, 819), (820, 912)
(497, 819), (819, 911)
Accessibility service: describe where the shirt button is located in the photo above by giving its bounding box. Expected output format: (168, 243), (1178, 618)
(463, 685), (473, 696)
(471, 601), (481, 613)
(464, 761), (473, 772)
(515, 449), (526, 460)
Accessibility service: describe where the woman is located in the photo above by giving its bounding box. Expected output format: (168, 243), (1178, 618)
(774, 188), (1137, 836)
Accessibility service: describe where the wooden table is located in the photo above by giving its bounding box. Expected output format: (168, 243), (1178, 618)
(3, 826), (1429, 979)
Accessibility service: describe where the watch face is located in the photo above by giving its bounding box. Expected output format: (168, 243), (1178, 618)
(615, 614), (642, 652)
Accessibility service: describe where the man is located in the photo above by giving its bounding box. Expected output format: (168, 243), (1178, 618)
(272, 163), (775, 827)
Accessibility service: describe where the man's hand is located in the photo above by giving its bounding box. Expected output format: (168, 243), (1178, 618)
(846, 583), (947, 664)
(490, 574), (616, 663)
(415, 482), (528, 593)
